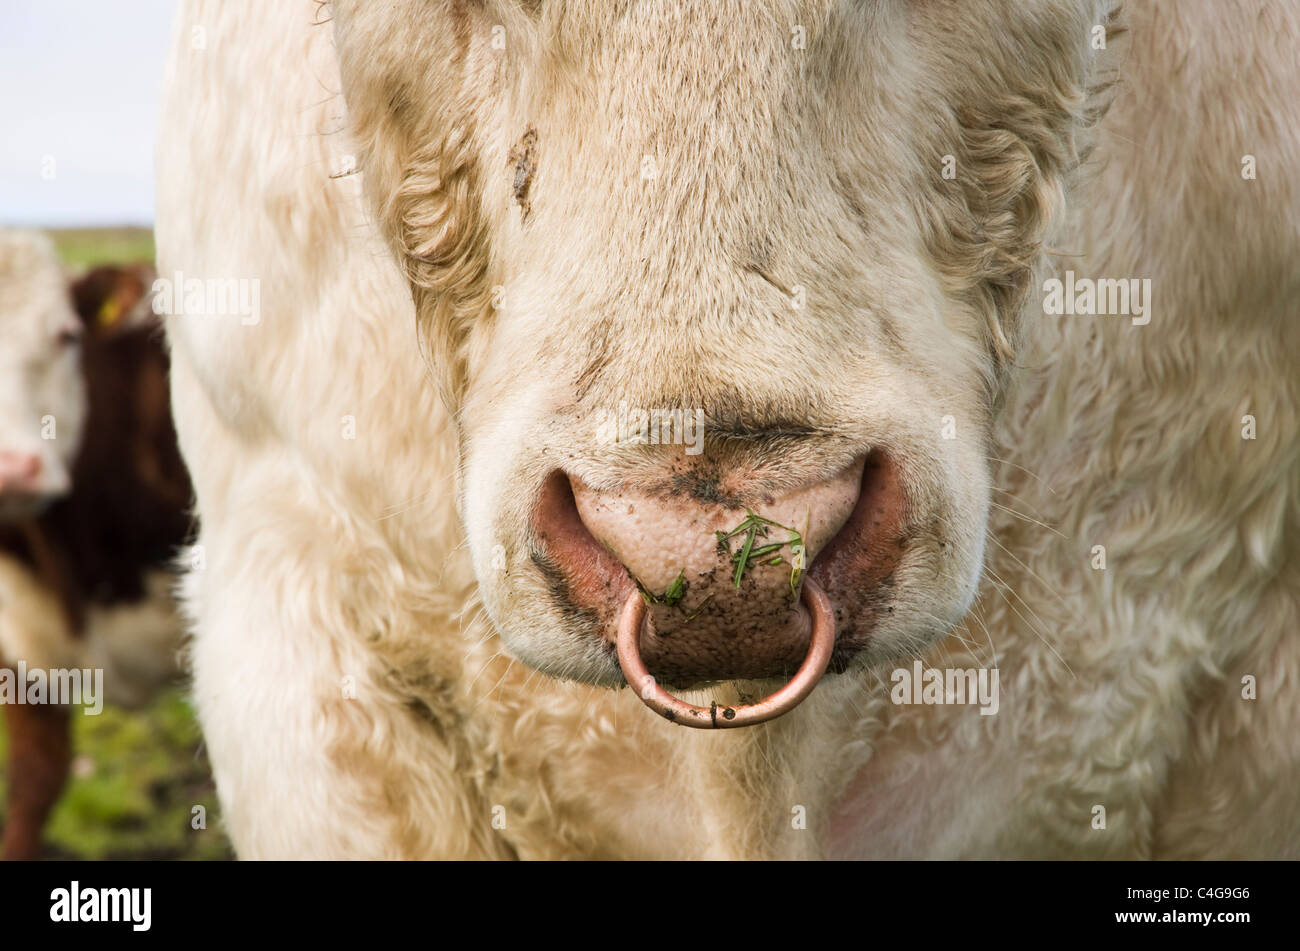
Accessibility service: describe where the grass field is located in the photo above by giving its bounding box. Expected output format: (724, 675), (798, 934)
(0, 226), (232, 860)
(49, 226), (155, 269)
(0, 691), (231, 860)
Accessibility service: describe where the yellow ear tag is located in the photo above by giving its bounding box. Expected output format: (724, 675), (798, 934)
(97, 295), (125, 328)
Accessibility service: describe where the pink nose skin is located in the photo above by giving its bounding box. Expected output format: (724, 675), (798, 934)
(0, 451), (44, 495)
(532, 452), (910, 699)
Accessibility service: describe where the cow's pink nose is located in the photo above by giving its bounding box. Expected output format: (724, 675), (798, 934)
(533, 454), (906, 686)
(0, 451), (43, 494)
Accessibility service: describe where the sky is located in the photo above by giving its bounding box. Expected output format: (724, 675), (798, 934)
(0, 1), (180, 227)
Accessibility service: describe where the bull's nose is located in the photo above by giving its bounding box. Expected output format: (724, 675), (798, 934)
(532, 455), (896, 686)
(0, 450), (44, 495)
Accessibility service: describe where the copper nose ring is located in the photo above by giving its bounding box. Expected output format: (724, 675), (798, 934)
(616, 577), (836, 728)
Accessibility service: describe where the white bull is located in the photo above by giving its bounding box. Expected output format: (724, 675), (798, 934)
(157, 0), (1300, 858)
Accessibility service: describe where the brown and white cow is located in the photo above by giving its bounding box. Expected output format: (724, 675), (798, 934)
(0, 234), (192, 860)
(157, 1), (1300, 857)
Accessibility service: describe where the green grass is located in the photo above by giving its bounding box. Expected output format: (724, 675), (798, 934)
(0, 225), (231, 859)
(48, 226), (155, 269)
(0, 690), (232, 860)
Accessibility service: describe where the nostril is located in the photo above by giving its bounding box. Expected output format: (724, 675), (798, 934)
(808, 451), (908, 598)
(531, 471), (636, 614)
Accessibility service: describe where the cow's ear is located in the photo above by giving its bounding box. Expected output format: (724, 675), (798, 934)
(70, 265), (158, 335)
